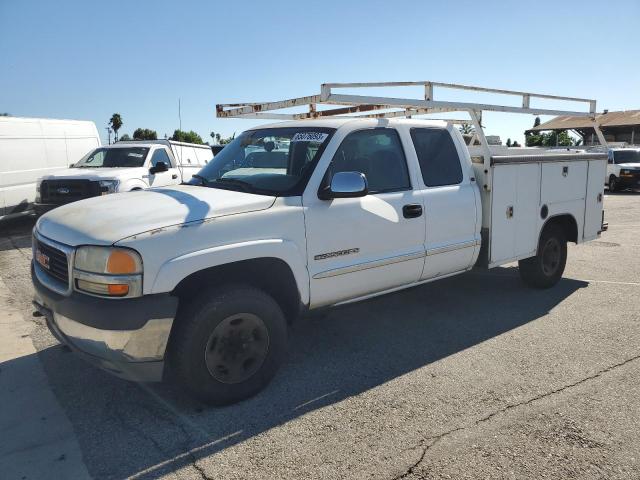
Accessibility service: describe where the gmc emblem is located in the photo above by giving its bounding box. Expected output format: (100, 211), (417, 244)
(36, 249), (50, 269)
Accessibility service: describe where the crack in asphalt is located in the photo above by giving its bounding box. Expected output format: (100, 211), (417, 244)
(109, 400), (215, 480)
(8, 234), (32, 259)
(392, 353), (640, 480)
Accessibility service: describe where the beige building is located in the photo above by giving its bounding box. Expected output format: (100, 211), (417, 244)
(526, 110), (640, 146)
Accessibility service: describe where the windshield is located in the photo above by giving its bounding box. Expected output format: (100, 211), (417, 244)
(188, 127), (335, 195)
(613, 150), (640, 164)
(74, 147), (150, 168)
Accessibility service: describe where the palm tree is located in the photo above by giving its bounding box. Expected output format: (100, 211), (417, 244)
(109, 114), (123, 142)
(459, 123), (475, 135)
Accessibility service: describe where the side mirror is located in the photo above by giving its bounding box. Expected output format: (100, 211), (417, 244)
(319, 171), (368, 200)
(149, 161), (168, 174)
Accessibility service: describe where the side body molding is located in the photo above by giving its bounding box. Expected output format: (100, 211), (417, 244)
(149, 239), (310, 305)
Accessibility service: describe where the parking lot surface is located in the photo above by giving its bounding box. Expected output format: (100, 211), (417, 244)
(0, 193), (639, 479)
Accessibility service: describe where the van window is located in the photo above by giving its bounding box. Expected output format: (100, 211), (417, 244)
(410, 128), (463, 187)
(150, 148), (173, 167)
(329, 129), (411, 193)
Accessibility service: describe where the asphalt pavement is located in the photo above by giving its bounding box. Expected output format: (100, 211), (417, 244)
(0, 192), (638, 479)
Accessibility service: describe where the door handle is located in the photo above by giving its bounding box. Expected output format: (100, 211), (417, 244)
(402, 204), (423, 219)
(172, 174), (178, 179)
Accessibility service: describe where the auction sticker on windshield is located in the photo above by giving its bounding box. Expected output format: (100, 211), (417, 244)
(292, 132), (329, 143)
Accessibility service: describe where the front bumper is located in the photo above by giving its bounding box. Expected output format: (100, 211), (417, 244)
(32, 262), (178, 382)
(617, 174), (640, 188)
(34, 202), (60, 216)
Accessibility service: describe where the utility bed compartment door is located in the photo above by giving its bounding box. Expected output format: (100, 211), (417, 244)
(540, 161), (588, 204)
(583, 159), (606, 240)
(489, 163), (540, 265)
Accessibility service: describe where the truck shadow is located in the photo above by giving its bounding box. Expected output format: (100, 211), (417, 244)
(0, 214), (36, 251)
(12, 268), (587, 479)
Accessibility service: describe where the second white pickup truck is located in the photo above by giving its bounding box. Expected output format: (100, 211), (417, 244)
(34, 140), (212, 214)
(31, 83), (608, 405)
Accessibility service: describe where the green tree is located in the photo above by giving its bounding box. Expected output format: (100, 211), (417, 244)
(459, 123), (475, 135)
(512, 140), (521, 147)
(0, 113), (10, 116)
(533, 116), (541, 128)
(220, 132), (236, 144)
(170, 129), (204, 144)
(506, 138), (512, 147)
(133, 128), (158, 140)
(109, 113), (123, 142)
(119, 133), (131, 141)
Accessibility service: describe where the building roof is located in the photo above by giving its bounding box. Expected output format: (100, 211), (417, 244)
(527, 110), (640, 132)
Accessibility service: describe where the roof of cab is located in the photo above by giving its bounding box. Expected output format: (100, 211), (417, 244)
(249, 117), (449, 130)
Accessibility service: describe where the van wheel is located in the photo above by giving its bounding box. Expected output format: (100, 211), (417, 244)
(609, 175), (619, 192)
(168, 285), (287, 405)
(518, 224), (567, 289)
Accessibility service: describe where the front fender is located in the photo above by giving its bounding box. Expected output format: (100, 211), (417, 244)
(149, 238), (310, 305)
(119, 178), (149, 191)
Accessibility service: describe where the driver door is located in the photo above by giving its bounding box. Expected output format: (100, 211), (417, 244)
(148, 148), (179, 187)
(303, 128), (426, 308)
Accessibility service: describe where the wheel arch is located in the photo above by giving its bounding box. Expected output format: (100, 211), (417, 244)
(171, 257), (304, 324)
(538, 213), (578, 249)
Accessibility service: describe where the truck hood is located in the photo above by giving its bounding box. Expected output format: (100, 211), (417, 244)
(36, 185), (276, 246)
(40, 167), (145, 181)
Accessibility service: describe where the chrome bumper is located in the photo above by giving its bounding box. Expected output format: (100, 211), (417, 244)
(34, 298), (172, 382)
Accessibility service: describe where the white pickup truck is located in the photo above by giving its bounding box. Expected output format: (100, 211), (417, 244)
(31, 83), (608, 405)
(34, 140), (212, 214)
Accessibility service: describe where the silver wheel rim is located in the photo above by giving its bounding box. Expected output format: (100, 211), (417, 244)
(204, 313), (270, 384)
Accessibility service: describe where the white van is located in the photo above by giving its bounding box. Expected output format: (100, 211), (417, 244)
(0, 116), (100, 220)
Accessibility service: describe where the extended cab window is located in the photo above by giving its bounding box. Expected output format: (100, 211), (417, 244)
(410, 128), (463, 187)
(150, 148), (172, 168)
(329, 129), (410, 193)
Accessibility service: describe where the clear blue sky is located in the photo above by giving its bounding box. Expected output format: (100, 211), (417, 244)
(1, 0), (638, 145)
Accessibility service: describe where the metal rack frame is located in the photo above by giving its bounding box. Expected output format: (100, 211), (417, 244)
(216, 81), (607, 190)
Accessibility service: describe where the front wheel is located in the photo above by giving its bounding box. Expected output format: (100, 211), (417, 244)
(609, 175), (619, 192)
(518, 224), (567, 289)
(168, 285), (287, 405)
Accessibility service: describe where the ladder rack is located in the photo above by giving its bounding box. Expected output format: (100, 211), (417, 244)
(216, 81), (607, 191)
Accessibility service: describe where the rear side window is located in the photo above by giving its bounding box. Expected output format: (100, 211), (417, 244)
(410, 128), (463, 187)
(330, 128), (411, 193)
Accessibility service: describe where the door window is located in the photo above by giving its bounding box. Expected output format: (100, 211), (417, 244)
(150, 148), (173, 168)
(410, 128), (463, 187)
(329, 129), (411, 193)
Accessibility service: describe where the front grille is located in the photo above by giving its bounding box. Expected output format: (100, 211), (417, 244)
(40, 179), (101, 204)
(35, 238), (69, 285)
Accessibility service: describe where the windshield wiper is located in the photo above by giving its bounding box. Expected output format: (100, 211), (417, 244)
(189, 174), (211, 186)
(212, 177), (254, 192)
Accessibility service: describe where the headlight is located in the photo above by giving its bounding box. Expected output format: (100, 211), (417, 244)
(621, 169), (631, 175)
(73, 246), (143, 298)
(99, 179), (120, 195)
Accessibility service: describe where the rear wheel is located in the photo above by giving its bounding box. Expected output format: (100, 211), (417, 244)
(609, 175), (619, 192)
(168, 285), (287, 405)
(518, 224), (567, 289)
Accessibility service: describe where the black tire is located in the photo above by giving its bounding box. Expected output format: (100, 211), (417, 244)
(609, 175), (619, 192)
(168, 284), (287, 405)
(518, 224), (567, 289)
